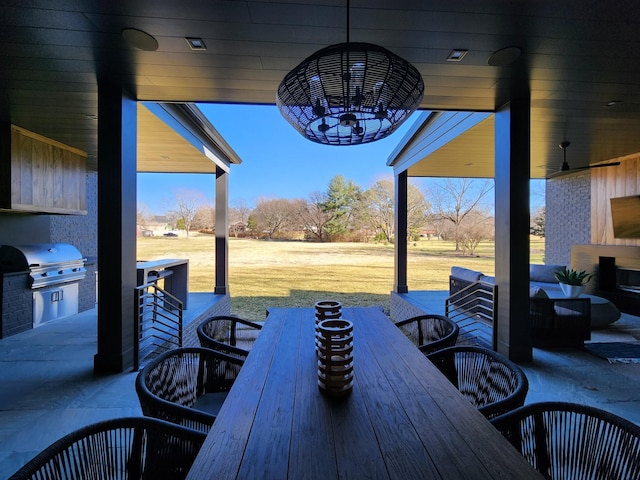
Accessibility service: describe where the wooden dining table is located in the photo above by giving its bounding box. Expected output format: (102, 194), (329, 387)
(186, 306), (541, 479)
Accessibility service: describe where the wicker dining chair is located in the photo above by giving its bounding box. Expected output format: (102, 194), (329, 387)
(490, 401), (640, 480)
(395, 314), (460, 355)
(426, 345), (528, 419)
(8, 416), (206, 480)
(135, 346), (244, 433)
(197, 315), (263, 359)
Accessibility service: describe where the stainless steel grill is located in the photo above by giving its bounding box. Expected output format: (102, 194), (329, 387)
(0, 243), (87, 289)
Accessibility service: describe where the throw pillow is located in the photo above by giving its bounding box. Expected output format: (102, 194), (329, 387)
(530, 264), (565, 283)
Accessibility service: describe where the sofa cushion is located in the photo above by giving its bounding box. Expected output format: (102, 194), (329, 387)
(451, 266), (483, 282)
(529, 264), (565, 283)
(529, 286), (549, 299)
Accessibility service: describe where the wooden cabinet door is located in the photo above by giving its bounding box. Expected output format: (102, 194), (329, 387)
(4, 126), (86, 214)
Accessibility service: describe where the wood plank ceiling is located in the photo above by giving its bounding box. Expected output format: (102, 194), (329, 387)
(1, 1), (640, 177)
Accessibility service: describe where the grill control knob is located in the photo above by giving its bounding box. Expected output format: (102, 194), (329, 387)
(42, 272), (48, 277)
(59, 270), (64, 274)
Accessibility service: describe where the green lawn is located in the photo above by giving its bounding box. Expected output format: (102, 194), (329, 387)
(137, 235), (545, 321)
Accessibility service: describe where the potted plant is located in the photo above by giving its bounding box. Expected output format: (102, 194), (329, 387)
(554, 267), (592, 298)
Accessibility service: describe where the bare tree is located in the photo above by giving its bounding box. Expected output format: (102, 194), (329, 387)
(252, 197), (298, 240)
(166, 189), (205, 239)
(363, 180), (395, 242)
(531, 206), (545, 237)
(192, 204), (215, 232)
(459, 210), (494, 256)
(137, 204), (151, 228)
(298, 191), (334, 242)
(429, 178), (493, 251)
(363, 179), (430, 243)
(230, 198), (252, 237)
(406, 184), (431, 240)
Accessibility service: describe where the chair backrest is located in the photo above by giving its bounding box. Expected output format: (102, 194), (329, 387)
(427, 345), (528, 419)
(395, 314), (459, 355)
(197, 315), (262, 359)
(490, 402), (640, 480)
(135, 347), (244, 433)
(9, 416), (206, 480)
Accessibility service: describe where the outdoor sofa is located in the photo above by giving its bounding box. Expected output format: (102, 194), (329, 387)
(449, 265), (598, 348)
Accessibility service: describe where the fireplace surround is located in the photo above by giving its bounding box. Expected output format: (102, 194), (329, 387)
(572, 245), (640, 316)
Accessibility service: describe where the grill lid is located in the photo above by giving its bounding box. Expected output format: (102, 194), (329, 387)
(0, 243), (84, 270)
(0, 243), (87, 288)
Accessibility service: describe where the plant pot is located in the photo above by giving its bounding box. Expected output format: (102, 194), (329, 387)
(560, 283), (585, 298)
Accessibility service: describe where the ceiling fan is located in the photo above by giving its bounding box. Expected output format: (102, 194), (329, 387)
(548, 141), (620, 178)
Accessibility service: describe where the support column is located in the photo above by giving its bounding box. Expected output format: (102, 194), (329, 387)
(214, 166), (229, 294)
(494, 97), (532, 362)
(94, 84), (137, 374)
(394, 170), (408, 293)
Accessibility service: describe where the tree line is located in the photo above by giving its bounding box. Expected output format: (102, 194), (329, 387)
(138, 176), (504, 255)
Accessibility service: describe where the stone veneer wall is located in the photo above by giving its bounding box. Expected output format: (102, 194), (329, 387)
(390, 291), (426, 322)
(50, 172), (98, 258)
(50, 172), (98, 312)
(182, 294), (231, 347)
(545, 171), (591, 266)
(0, 272), (32, 337)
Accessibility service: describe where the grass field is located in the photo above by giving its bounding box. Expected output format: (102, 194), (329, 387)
(137, 235), (545, 321)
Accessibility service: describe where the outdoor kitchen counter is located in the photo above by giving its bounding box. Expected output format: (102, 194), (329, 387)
(136, 259), (188, 309)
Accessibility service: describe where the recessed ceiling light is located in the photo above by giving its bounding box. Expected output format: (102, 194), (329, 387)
(447, 49), (468, 62)
(121, 28), (158, 51)
(186, 37), (207, 50)
(488, 46), (521, 67)
(605, 100), (622, 107)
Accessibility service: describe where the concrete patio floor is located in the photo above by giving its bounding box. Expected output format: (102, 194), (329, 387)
(1, 292), (639, 478)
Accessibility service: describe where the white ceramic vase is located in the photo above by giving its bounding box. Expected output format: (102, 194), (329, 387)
(560, 283), (585, 298)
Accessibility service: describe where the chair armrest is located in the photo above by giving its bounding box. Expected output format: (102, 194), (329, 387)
(529, 297), (591, 347)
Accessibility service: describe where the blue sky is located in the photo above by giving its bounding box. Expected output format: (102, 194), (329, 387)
(137, 104), (424, 214)
(137, 104), (544, 214)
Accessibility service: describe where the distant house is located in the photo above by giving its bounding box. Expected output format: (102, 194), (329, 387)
(137, 215), (172, 237)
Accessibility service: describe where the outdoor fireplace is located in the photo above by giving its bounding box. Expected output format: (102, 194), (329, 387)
(0, 243), (87, 337)
(597, 255), (640, 315)
(617, 267), (640, 293)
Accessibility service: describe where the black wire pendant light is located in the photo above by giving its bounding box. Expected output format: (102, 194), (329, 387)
(276, 1), (424, 146)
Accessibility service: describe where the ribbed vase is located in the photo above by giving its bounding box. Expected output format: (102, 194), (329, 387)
(316, 319), (354, 397)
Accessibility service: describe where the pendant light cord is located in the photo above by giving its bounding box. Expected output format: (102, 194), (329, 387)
(346, 0), (350, 43)
(345, 0), (351, 111)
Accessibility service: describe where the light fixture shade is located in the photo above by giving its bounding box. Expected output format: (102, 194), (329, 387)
(276, 42), (424, 146)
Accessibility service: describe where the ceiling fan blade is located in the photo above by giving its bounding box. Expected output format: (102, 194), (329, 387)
(549, 142), (621, 178)
(547, 161), (621, 178)
(588, 162), (621, 169)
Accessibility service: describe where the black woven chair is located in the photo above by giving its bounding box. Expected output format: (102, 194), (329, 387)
(9, 416), (206, 480)
(136, 347), (244, 433)
(490, 402), (640, 480)
(395, 314), (459, 355)
(197, 315), (262, 359)
(426, 345), (528, 419)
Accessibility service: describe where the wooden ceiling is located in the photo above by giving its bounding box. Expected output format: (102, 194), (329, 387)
(137, 103), (219, 173)
(2, 1), (640, 177)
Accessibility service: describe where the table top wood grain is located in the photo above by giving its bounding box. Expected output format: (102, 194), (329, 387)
(187, 307), (541, 479)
